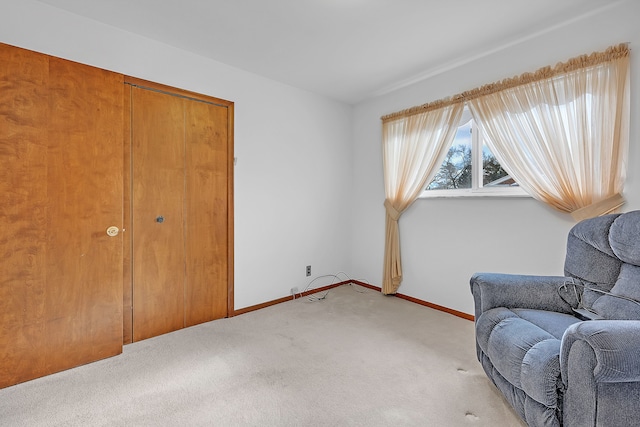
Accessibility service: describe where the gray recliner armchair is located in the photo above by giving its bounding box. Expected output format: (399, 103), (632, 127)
(470, 210), (640, 427)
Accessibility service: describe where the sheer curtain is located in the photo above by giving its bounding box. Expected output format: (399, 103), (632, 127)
(381, 102), (463, 294)
(466, 44), (630, 220)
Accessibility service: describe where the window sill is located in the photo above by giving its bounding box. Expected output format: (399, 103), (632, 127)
(419, 188), (530, 198)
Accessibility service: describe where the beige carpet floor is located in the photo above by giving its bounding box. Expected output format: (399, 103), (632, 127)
(0, 284), (524, 426)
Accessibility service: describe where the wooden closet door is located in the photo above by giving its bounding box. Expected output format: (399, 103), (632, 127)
(44, 57), (125, 374)
(128, 80), (232, 342)
(132, 88), (186, 341)
(0, 44), (124, 388)
(0, 44), (50, 387)
(184, 100), (229, 326)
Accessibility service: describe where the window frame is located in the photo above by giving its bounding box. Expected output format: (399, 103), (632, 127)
(420, 105), (529, 199)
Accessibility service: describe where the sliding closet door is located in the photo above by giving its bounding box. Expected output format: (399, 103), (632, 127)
(0, 44), (50, 387)
(131, 88), (186, 342)
(184, 100), (229, 326)
(129, 81), (231, 341)
(44, 57), (124, 373)
(0, 43), (124, 388)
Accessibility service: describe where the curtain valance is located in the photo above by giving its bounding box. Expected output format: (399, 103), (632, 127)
(381, 43), (629, 123)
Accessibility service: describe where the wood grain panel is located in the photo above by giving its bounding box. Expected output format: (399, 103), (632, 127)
(0, 43), (124, 388)
(44, 57), (124, 373)
(226, 105), (235, 316)
(128, 79), (233, 340)
(0, 44), (49, 387)
(132, 88), (185, 341)
(123, 85), (133, 344)
(184, 101), (228, 326)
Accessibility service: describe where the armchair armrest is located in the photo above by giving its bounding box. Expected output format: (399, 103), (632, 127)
(470, 273), (575, 320)
(560, 321), (640, 426)
(560, 320), (640, 384)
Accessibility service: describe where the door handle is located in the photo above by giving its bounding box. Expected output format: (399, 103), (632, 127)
(106, 226), (119, 237)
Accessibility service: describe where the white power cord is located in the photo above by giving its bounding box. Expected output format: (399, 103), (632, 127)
(301, 272), (374, 302)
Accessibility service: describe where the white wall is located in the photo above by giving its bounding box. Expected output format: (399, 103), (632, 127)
(351, 0), (640, 315)
(0, 0), (354, 310)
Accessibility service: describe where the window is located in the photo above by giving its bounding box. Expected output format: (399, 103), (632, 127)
(422, 105), (527, 198)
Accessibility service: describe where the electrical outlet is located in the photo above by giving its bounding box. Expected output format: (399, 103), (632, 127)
(290, 287), (298, 296)
(306, 265), (311, 277)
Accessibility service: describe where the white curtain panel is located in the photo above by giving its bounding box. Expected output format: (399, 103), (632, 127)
(468, 45), (629, 220)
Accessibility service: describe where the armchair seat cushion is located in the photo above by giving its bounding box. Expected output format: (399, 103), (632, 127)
(477, 308), (580, 408)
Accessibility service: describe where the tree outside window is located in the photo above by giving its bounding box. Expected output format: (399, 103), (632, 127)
(424, 106), (523, 196)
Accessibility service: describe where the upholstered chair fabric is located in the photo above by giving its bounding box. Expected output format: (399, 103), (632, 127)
(471, 211), (640, 426)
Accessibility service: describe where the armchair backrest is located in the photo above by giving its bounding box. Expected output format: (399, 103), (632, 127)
(564, 210), (640, 320)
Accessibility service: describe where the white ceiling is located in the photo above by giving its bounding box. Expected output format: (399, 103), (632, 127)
(37, 0), (617, 104)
